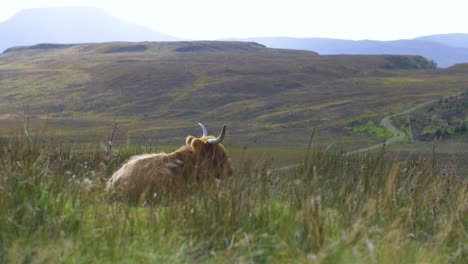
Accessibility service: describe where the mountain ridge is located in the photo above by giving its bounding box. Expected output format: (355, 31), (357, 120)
(2, 7), (468, 67)
(416, 33), (468, 48)
(228, 36), (468, 68)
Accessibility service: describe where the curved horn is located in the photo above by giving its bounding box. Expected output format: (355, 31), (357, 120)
(208, 124), (227, 144)
(198, 123), (208, 137)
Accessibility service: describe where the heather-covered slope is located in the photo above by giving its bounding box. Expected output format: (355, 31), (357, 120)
(0, 41), (465, 147)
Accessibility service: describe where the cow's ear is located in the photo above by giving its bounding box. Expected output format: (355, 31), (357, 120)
(186, 136), (195, 145)
(190, 138), (203, 150)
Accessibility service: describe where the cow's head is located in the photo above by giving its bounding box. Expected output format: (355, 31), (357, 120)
(185, 123), (233, 179)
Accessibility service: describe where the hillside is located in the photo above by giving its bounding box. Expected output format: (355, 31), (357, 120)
(0, 41), (467, 148)
(393, 91), (468, 141)
(232, 37), (468, 68)
(0, 7), (178, 52)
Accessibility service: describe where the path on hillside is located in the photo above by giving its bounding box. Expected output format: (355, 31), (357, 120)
(346, 99), (437, 155)
(274, 99), (437, 171)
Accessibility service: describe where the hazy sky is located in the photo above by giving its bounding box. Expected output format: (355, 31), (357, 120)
(1, 0), (467, 40)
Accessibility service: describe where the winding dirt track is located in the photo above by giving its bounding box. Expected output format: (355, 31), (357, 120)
(346, 99), (437, 155)
(274, 99), (437, 171)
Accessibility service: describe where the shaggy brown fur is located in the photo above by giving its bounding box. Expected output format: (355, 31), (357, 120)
(107, 135), (232, 201)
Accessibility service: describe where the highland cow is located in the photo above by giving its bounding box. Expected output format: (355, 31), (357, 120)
(107, 123), (232, 201)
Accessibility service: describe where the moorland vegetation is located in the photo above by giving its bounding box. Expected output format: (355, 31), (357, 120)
(0, 135), (466, 263)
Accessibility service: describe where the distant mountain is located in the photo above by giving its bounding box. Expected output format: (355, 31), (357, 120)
(0, 7), (178, 52)
(416, 33), (468, 49)
(230, 36), (468, 68)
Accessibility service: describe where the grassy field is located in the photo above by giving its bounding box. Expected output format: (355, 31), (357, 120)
(0, 136), (466, 263)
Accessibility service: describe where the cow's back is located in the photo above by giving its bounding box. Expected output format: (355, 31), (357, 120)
(107, 153), (185, 201)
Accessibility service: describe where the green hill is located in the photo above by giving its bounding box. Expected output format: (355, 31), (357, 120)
(0, 41), (466, 147)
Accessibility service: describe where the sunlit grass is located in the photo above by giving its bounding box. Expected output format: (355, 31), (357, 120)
(0, 136), (466, 263)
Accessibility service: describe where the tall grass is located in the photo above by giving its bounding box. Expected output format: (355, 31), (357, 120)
(0, 136), (466, 263)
